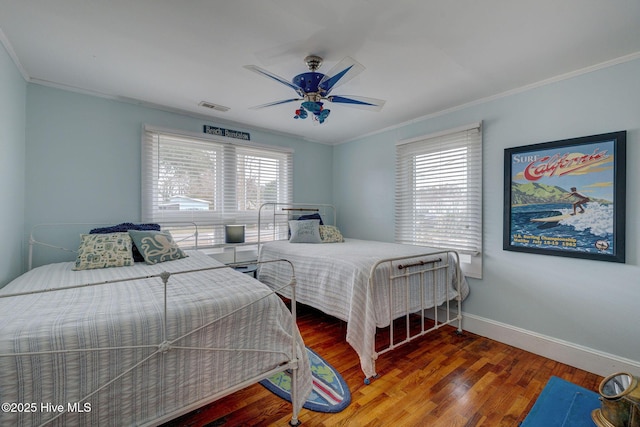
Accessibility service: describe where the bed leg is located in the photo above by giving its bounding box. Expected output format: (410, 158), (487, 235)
(456, 316), (463, 336)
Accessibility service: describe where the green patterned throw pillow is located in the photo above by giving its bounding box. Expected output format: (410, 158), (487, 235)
(127, 230), (188, 264)
(73, 232), (134, 270)
(319, 225), (344, 243)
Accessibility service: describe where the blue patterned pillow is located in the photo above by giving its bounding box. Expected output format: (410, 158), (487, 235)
(73, 232), (134, 270)
(127, 230), (188, 264)
(91, 223), (161, 262)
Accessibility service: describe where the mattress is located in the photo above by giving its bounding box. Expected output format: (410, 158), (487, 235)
(0, 250), (311, 426)
(257, 238), (469, 378)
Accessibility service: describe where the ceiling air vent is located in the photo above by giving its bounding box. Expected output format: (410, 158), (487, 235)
(199, 101), (230, 112)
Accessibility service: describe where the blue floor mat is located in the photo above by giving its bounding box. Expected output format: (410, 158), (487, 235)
(520, 376), (600, 427)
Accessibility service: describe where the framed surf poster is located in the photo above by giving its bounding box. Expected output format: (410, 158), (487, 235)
(503, 131), (626, 262)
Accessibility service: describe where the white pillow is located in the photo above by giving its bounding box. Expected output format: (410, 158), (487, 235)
(289, 219), (322, 243)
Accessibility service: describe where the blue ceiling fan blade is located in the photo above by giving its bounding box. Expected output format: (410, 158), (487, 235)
(249, 98), (302, 109)
(318, 57), (365, 94)
(244, 65), (303, 93)
(327, 95), (386, 111)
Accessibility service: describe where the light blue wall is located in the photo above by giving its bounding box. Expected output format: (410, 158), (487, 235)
(334, 58), (640, 364)
(23, 84), (332, 264)
(0, 43), (26, 287)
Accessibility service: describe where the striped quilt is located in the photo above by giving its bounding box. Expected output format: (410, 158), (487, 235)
(0, 251), (311, 426)
(257, 239), (469, 379)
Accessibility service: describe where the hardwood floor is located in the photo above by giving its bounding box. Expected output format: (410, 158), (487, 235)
(164, 304), (602, 427)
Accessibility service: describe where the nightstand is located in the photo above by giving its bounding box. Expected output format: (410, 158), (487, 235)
(233, 264), (257, 278)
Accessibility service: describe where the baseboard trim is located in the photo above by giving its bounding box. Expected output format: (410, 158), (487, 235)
(457, 311), (640, 377)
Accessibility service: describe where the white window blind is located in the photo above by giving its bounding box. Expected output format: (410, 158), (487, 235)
(142, 126), (292, 245)
(395, 123), (482, 278)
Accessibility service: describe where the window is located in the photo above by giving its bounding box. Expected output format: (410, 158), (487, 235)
(142, 125), (292, 246)
(395, 123), (482, 278)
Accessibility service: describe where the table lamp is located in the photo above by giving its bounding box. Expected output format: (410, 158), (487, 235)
(225, 225), (245, 244)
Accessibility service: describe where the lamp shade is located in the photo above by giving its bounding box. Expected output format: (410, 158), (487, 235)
(225, 225), (245, 244)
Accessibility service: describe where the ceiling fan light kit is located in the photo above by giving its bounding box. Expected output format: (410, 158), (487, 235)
(245, 55), (385, 125)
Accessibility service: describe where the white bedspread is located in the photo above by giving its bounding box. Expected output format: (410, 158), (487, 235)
(0, 251), (311, 426)
(257, 239), (469, 379)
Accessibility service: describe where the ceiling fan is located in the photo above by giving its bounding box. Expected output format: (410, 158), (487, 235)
(244, 55), (385, 124)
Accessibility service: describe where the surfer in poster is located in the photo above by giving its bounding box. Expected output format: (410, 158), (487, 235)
(563, 187), (590, 215)
(508, 138), (616, 255)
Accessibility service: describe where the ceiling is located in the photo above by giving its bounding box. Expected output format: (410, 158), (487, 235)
(2, 1), (640, 145)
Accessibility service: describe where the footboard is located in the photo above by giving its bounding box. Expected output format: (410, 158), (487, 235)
(367, 250), (463, 384)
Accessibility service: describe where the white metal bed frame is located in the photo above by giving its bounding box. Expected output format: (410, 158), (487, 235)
(257, 203), (464, 384)
(2, 222), (306, 426)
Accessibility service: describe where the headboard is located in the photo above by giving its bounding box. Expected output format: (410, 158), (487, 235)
(257, 203), (336, 246)
(28, 222), (200, 270)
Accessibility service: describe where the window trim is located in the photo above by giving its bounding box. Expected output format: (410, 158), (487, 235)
(395, 122), (482, 279)
(141, 124), (293, 246)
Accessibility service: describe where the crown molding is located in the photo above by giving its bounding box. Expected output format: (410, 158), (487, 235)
(0, 26), (29, 81)
(339, 51), (640, 145)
